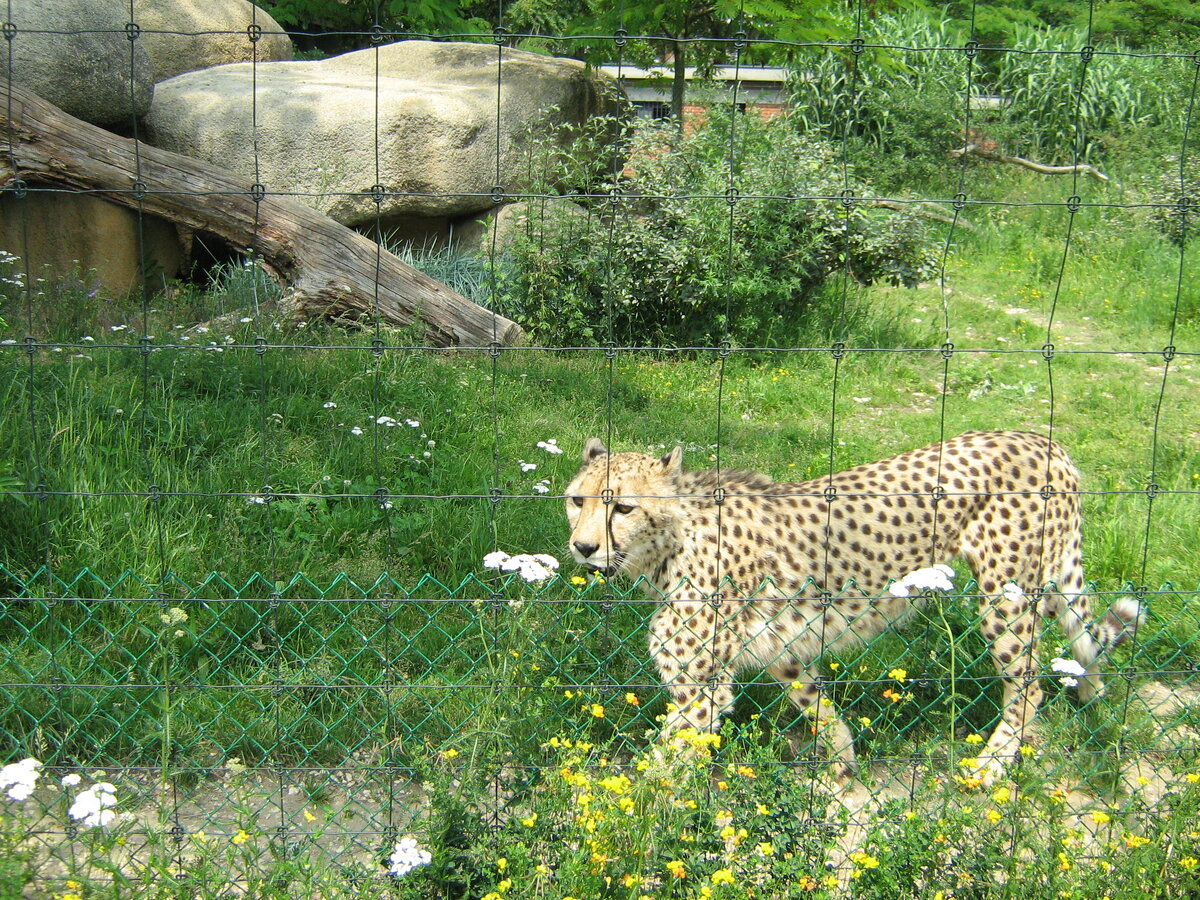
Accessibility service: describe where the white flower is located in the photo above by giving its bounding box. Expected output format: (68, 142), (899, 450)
(80, 335), (95, 343)
(852, 397), (872, 403)
(888, 564), (955, 598)
(482, 551), (560, 583)
(1051, 656), (1086, 687)
(350, 426), (363, 436)
(323, 402), (337, 409)
(377, 415), (399, 427)
(405, 419), (420, 428)
(61, 773), (82, 788)
(246, 496), (267, 505)
(537, 439), (563, 455)
(68, 781), (119, 829)
(240, 316), (253, 323)
(518, 460), (537, 473)
(1, 757), (42, 801)
(110, 324), (128, 332)
(532, 480), (551, 494)
(388, 837), (432, 877)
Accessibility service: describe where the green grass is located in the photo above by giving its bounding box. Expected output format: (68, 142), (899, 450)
(1, 149), (1199, 898)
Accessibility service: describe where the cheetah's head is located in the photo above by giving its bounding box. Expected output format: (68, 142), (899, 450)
(564, 438), (684, 578)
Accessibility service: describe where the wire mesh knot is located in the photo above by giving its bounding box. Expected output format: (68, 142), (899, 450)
(1079, 45), (1095, 63)
(1041, 342), (1055, 361)
(488, 486), (503, 505)
(139, 334), (153, 355)
(823, 483), (837, 503)
(371, 336), (385, 357)
(1066, 194), (1082, 213)
(254, 335), (267, 356)
(493, 25), (508, 44)
(247, 23), (263, 43)
(712, 485), (726, 505)
(170, 823), (186, 844)
(23, 334), (36, 354)
(1145, 481), (1160, 500)
(249, 183), (266, 203)
(601, 487), (614, 505)
(930, 484), (946, 505)
(1, 22), (16, 41)
(132, 180), (147, 201)
(952, 191), (967, 211)
(1162, 344), (1176, 362)
(963, 39), (979, 60)
(725, 185), (740, 206)
(1040, 483), (1055, 501)
(124, 21), (141, 41)
(717, 339), (731, 359)
(486, 340), (502, 359)
(8, 178), (26, 199)
(369, 24), (385, 45)
(491, 185), (506, 204)
(146, 483), (161, 504)
(850, 37), (865, 55)
(940, 341), (954, 360)
(829, 341), (846, 360)
(840, 188), (856, 210)
(603, 340), (617, 360)
(614, 27), (628, 48)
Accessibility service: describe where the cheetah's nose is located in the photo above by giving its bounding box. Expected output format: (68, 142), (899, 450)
(573, 541), (599, 559)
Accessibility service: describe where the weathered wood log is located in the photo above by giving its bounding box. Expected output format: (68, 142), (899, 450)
(0, 79), (525, 347)
(949, 143), (1110, 183)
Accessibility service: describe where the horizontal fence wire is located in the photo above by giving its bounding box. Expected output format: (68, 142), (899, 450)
(1, 2), (1199, 897)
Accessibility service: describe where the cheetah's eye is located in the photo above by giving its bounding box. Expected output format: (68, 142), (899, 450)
(613, 503), (636, 515)
(570, 496), (584, 508)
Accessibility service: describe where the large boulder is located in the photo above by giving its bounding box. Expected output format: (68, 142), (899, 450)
(0, 193), (182, 299)
(143, 41), (623, 231)
(6, 0), (154, 127)
(136, 0), (293, 83)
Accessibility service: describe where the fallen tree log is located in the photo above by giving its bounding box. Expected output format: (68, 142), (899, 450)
(0, 79), (524, 347)
(948, 143), (1110, 183)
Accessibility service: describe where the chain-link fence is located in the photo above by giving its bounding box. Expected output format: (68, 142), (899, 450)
(1, 2), (1199, 896)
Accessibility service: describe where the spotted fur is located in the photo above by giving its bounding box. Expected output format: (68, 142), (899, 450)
(565, 431), (1142, 778)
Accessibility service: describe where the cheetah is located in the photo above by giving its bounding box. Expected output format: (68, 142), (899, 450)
(564, 431), (1143, 779)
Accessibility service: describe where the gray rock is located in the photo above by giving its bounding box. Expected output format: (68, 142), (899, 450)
(136, 0), (293, 83)
(6, 0), (154, 127)
(143, 40), (622, 229)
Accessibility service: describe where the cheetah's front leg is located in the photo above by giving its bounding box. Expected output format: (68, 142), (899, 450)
(649, 600), (738, 738)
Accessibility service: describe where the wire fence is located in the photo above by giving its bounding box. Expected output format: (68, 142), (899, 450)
(1, 2), (1199, 895)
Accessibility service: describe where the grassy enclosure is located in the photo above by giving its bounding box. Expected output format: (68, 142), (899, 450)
(2, 6), (1200, 899)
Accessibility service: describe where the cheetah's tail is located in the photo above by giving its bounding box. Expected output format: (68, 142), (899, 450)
(1092, 596), (1146, 650)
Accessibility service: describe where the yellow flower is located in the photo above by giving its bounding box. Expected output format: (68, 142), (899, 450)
(570, 576), (588, 586)
(521, 813), (538, 827)
(849, 850), (880, 869)
(965, 733), (984, 745)
(1020, 744), (1035, 757)
(232, 829), (251, 845)
(303, 809), (317, 822)
(711, 868), (736, 885)
(1089, 810), (1111, 826)
(440, 748), (459, 760)
(756, 803), (770, 815)
(496, 857), (507, 873)
(716, 780), (729, 790)
(991, 786), (1011, 804)
(564, 690), (575, 699)
(666, 859), (686, 879)
(736, 765), (756, 778)
(1187, 773), (1200, 784)
(623, 874), (642, 888)
(719, 824), (736, 841)
(590, 703), (606, 718)
(985, 808), (1002, 824)
(1180, 857), (1198, 872)
(625, 692), (640, 705)
(757, 841), (775, 856)
(1123, 833), (1151, 848)
(888, 668), (907, 682)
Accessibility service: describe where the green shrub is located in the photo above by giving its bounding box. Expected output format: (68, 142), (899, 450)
(495, 107), (939, 347)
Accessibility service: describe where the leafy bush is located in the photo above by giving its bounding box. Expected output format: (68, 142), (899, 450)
(495, 107), (939, 347)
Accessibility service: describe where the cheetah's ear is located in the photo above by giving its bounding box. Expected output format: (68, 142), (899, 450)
(583, 437), (608, 462)
(660, 445), (683, 477)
